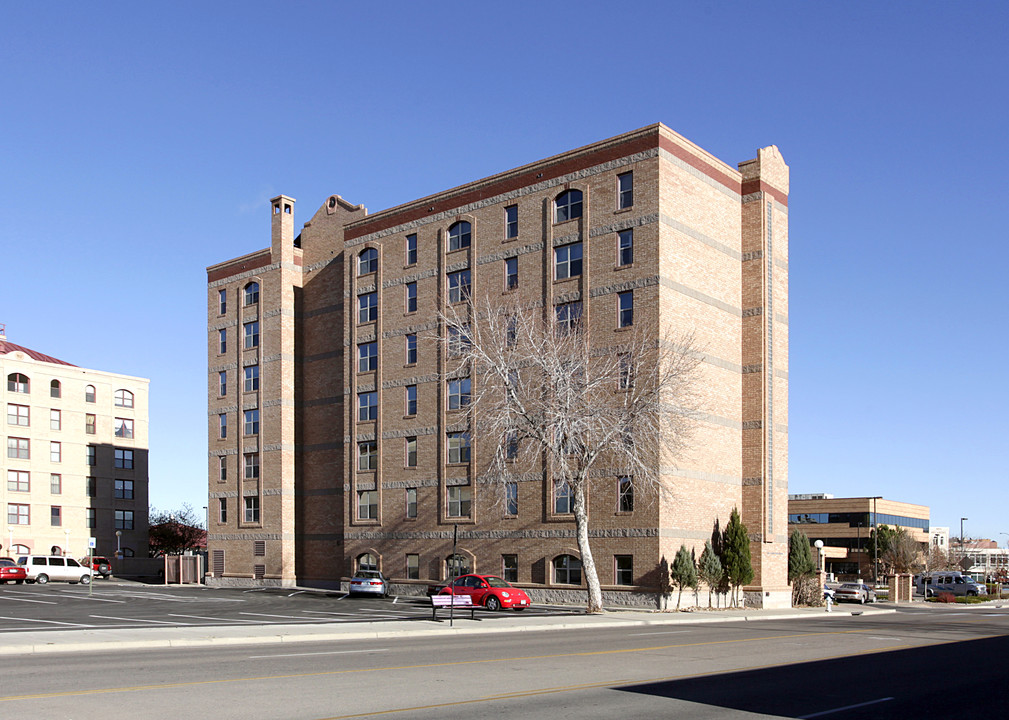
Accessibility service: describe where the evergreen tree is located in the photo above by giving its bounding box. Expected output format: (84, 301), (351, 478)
(670, 544), (697, 609)
(788, 529), (815, 581)
(697, 540), (723, 608)
(722, 507), (754, 607)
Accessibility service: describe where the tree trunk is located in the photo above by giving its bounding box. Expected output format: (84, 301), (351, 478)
(572, 482), (603, 613)
(676, 586), (682, 609)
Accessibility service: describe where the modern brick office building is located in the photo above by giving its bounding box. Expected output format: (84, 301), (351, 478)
(2, 326), (150, 561)
(206, 123), (791, 607)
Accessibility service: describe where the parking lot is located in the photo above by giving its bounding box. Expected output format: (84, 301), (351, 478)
(0, 581), (577, 632)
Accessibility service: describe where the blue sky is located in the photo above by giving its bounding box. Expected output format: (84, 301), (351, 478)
(2, 2), (1006, 541)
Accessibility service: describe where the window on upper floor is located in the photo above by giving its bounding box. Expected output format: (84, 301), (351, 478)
(447, 432), (471, 464)
(114, 448), (134, 470)
(244, 409), (259, 436)
(244, 365), (259, 392)
(405, 385), (417, 416)
(244, 453), (259, 479)
(51, 473), (61, 494)
(618, 476), (634, 513)
(618, 229), (634, 266)
(446, 486), (472, 518)
(115, 418), (134, 439)
(8, 503), (29, 525)
(447, 270), (471, 304)
(505, 205), (518, 238)
(448, 221), (471, 252)
(7, 373), (29, 394)
(115, 389), (134, 408)
(218, 289), (227, 314)
(219, 329), (227, 354)
(358, 248), (379, 276)
(447, 377), (471, 411)
(405, 334), (417, 365)
(115, 509), (134, 530)
(405, 282), (417, 313)
(244, 321), (259, 349)
(358, 391), (378, 422)
(405, 233), (418, 265)
(358, 292), (378, 324)
(115, 478), (134, 500)
(555, 242), (582, 280)
(51, 409), (61, 430)
(244, 282), (259, 306)
(85, 384), (96, 403)
(554, 480), (573, 515)
(358, 342), (378, 373)
(7, 470), (29, 492)
(86, 413), (97, 435)
(358, 441), (378, 471)
(219, 371), (227, 396)
(244, 496), (260, 523)
(505, 257), (518, 291)
(617, 171), (633, 209)
(405, 438), (418, 468)
(505, 482), (518, 516)
(7, 404), (29, 426)
(50, 379), (61, 398)
(7, 437), (29, 459)
(618, 291), (634, 328)
(554, 190), (583, 223)
(555, 301), (582, 335)
(357, 490), (378, 520)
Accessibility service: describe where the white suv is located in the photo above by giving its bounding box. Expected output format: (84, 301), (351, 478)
(17, 555), (95, 585)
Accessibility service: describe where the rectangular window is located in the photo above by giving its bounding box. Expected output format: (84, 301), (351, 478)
(405, 233), (418, 265)
(87, 476), (96, 497)
(244, 453), (259, 479)
(406, 553), (420, 580)
(244, 321), (259, 349)
(617, 171), (633, 209)
(114, 448), (134, 469)
(615, 555), (634, 585)
(244, 409), (259, 435)
(405, 282), (417, 313)
(219, 328), (227, 354)
(405, 385), (417, 416)
(86, 413), (96, 434)
(505, 257), (518, 290)
(50, 473), (61, 494)
(447, 377), (471, 411)
(554, 480), (573, 514)
(358, 342), (378, 372)
(448, 325), (470, 357)
(554, 242), (583, 280)
(502, 554), (518, 583)
(7, 437), (29, 459)
(50, 409), (61, 431)
(219, 456), (227, 481)
(115, 417), (134, 439)
(406, 487), (417, 518)
(446, 486), (472, 518)
(219, 371), (227, 396)
(505, 482), (518, 516)
(219, 414), (228, 439)
(86, 508), (96, 529)
(50, 441), (61, 463)
(8, 503), (29, 525)
(618, 229), (633, 266)
(405, 334), (417, 365)
(618, 291), (634, 328)
(447, 270), (471, 304)
(619, 354), (634, 390)
(115, 479), (135, 500)
(555, 301), (582, 334)
(358, 441), (378, 471)
(244, 496), (260, 523)
(244, 365), (259, 392)
(7, 470), (29, 492)
(51, 506), (62, 527)
(219, 289), (227, 314)
(358, 391), (378, 422)
(357, 490), (378, 520)
(7, 404), (29, 426)
(115, 509), (134, 530)
(358, 292), (378, 323)
(506, 431), (519, 460)
(219, 498), (227, 523)
(618, 476), (634, 513)
(405, 437), (418, 468)
(505, 205), (518, 239)
(447, 432), (471, 464)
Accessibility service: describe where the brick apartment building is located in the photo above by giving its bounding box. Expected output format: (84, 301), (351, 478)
(2, 326), (150, 561)
(206, 123), (791, 607)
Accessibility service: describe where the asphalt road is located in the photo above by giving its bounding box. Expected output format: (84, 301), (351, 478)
(1, 606), (1007, 719)
(0, 582), (574, 631)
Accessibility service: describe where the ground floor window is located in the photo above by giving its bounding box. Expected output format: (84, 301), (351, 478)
(554, 554), (582, 585)
(615, 555), (633, 585)
(358, 553), (378, 572)
(502, 554), (518, 583)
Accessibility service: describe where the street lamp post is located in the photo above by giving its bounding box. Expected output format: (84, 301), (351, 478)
(7, 527), (13, 557)
(960, 517), (968, 574)
(871, 497), (881, 587)
(63, 528), (70, 557)
(115, 530), (122, 558)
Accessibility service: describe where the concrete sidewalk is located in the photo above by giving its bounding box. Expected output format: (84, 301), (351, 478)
(0, 602), (895, 656)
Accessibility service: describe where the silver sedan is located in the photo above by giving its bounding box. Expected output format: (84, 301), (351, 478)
(834, 582), (876, 604)
(348, 570), (389, 597)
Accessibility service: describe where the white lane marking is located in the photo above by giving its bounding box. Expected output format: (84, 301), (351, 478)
(799, 697), (894, 718)
(89, 615), (194, 625)
(46, 592), (125, 603)
(299, 610), (376, 617)
(248, 649), (389, 659)
(0, 615), (94, 627)
(0, 595), (57, 604)
(867, 636), (902, 641)
(627, 630), (691, 637)
(167, 614), (262, 623)
(238, 612), (344, 621)
(287, 591), (305, 597)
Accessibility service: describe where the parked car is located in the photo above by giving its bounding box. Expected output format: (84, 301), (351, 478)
(0, 559), (27, 584)
(438, 574), (531, 611)
(834, 582), (876, 604)
(916, 571), (987, 598)
(17, 555), (94, 585)
(348, 570), (389, 597)
(81, 556), (112, 578)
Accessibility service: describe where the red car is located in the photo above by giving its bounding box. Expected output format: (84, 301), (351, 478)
(439, 574), (531, 611)
(0, 558), (27, 584)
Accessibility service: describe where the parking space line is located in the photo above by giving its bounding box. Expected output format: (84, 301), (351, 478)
(168, 613), (262, 623)
(46, 592), (125, 603)
(239, 612), (343, 621)
(0, 594), (57, 604)
(0, 615), (94, 627)
(89, 615), (194, 625)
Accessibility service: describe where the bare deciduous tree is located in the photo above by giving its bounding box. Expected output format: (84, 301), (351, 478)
(437, 297), (702, 613)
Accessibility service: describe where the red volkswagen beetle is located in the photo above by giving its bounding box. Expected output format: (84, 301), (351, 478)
(439, 574), (531, 611)
(0, 558), (27, 584)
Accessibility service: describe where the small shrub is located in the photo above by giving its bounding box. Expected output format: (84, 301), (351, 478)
(937, 592), (956, 603)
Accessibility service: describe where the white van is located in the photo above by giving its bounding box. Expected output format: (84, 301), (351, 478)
(916, 571), (986, 598)
(17, 555), (95, 585)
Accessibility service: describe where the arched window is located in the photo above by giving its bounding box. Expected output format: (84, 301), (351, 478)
(447, 221), (472, 252)
(554, 554), (582, 585)
(244, 282), (259, 306)
(11, 544), (30, 555)
(50, 380), (61, 398)
(85, 385), (96, 403)
(357, 553), (378, 572)
(7, 373), (29, 393)
(445, 553), (471, 579)
(358, 248), (379, 276)
(114, 389), (134, 408)
(554, 190), (583, 223)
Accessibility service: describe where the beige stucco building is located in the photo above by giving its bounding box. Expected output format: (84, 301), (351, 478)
(206, 123), (791, 607)
(2, 326), (150, 560)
